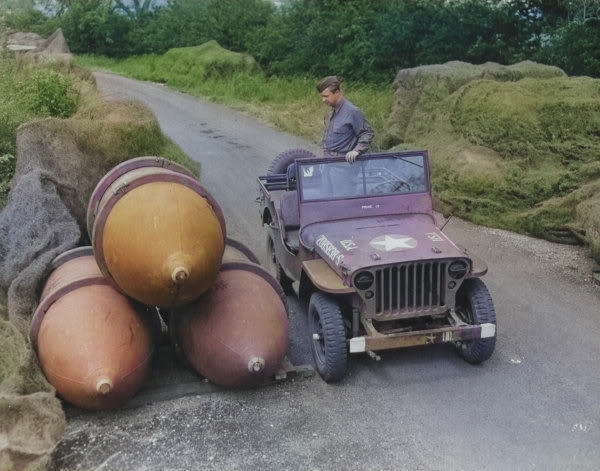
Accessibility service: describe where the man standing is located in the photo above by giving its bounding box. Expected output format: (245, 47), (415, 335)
(317, 76), (374, 163)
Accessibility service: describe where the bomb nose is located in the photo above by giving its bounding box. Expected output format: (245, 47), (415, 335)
(96, 378), (113, 395)
(171, 266), (190, 283)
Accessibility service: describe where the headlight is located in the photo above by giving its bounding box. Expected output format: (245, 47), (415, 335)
(448, 260), (469, 279)
(354, 270), (374, 290)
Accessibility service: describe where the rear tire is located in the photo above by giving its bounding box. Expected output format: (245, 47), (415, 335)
(454, 278), (497, 364)
(268, 148), (317, 175)
(308, 292), (348, 382)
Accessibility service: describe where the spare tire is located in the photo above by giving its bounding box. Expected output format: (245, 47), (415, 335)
(267, 148), (317, 175)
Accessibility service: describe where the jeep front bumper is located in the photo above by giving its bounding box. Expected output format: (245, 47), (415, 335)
(349, 320), (496, 353)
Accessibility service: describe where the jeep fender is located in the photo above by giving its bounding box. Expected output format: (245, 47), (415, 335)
(301, 259), (354, 294)
(460, 249), (488, 277)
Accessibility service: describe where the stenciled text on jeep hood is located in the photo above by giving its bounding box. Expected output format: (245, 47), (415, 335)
(302, 213), (466, 270)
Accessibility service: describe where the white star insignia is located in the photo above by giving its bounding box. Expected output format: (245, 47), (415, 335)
(369, 234), (417, 251)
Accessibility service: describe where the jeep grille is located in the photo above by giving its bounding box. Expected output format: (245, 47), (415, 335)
(373, 261), (449, 318)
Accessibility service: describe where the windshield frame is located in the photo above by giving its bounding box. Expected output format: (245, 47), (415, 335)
(296, 151), (429, 203)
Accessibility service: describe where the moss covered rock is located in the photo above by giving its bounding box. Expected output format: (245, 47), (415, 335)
(386, 60), (600, 263)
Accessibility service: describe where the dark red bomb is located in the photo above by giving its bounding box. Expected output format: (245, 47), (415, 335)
(172, 261), (288, 388)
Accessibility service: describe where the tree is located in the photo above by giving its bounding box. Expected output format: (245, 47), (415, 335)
(7, 0), (600, 79)
(58, 0), (129, 56)
(112, 0), (160, 20)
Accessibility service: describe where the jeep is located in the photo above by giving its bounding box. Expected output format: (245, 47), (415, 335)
(257, 149), (496, 382)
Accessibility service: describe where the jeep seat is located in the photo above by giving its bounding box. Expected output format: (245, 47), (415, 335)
(279, 190), (300, 252)
(279, 190), (299, 229)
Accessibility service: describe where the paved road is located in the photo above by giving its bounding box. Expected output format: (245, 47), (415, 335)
(51, 73), (600, 471)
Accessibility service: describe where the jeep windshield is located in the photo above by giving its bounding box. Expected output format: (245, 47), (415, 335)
(297, 152), (428, 202)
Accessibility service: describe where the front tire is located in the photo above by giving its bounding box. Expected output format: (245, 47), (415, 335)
(308, 292), (348, 382)
(454, 278), (497, 364)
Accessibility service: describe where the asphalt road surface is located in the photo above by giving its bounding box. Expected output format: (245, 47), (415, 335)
(50, 73), (600, 471)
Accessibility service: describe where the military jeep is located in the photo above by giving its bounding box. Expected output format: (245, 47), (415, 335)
(257, 149), (496, 382)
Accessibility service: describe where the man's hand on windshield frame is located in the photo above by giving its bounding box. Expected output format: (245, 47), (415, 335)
(346, 150), (359, 163)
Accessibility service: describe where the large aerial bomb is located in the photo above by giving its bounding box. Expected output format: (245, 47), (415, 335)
(87, 156), (226, 308)
(29, 246), (157, 410)
(172, 257), (289, 388)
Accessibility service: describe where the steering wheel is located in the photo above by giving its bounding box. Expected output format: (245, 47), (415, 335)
(372, 180), (411, 194)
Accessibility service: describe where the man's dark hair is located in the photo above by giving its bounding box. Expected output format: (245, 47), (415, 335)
(317, 76), (342, 93)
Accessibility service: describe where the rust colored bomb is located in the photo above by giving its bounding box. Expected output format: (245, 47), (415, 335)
(173, 259), (288, 388)
(30, 247), (156, 410)
(87, 156), (226, 308)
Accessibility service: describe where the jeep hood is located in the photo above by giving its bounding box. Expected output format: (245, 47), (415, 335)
(301, 213), (467, 275)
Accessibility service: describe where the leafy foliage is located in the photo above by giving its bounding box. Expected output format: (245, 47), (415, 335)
(3, 5), (60, 36)
(4, 0), (600, 80)
(21, 68), (79, 117)
(534, 18), (600, 78)
(57, 0), (131, 57)
(0, 54), (31, 156)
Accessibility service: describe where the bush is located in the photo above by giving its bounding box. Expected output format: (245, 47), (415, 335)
(21, 69), (79, 118)
(3, 7), (60, 37)
(0, 55), (29, 156)
(0, 112), (18, 157)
